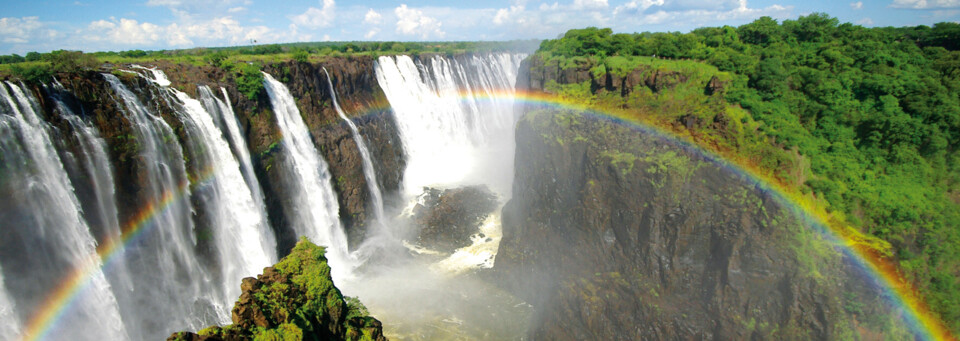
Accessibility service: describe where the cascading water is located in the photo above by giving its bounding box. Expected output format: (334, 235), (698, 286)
(375, 54), (524, 198)
(198, 86), (269, 221)
(262, 72), (354, 280)
(374, 53), (524, 273)
(0, 81), (129, 341)
(136, 68), (277, 319)
(0, 267), (21, 339)
(322, 67), (386, 235)
(45, 79), (137, 301)
(103, 73), (215, 338)
(344, 53), (533, 340)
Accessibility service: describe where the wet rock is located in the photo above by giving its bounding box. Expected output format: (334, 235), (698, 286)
(413, 186), (499, 253)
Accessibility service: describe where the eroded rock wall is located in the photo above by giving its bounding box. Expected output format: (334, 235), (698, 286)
(494, 109), (877, 340)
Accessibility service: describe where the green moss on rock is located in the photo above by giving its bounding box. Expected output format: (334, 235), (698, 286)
(167, 238), (387, 341)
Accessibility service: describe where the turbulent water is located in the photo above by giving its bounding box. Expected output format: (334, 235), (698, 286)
(0, 53), (528, 340)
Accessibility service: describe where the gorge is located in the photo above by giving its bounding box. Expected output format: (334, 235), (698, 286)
(0, 50), (934, 340)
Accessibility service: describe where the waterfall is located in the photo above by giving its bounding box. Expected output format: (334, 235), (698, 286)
(103, 74), (214, 338)
(262, 72), (354, 281)
(0, 81), (129, 341)
(0, 267), (21, 339)
(374, 54), (525, 198)
(198, 86), (269, 222)
(322, 67), (386, 230)
(45, 80), (137, 299)
(135, 69), (276, 321)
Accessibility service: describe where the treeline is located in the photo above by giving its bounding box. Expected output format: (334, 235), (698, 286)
(538, 15), (960, 331)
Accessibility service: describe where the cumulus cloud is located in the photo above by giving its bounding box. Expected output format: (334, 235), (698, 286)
(365, 9), (382, 24)
(858, 17), (874, 25)
(493, 4), (526, 25)
(851, 1), (864, 9)
(891, 0), (960, 8)
(395, 4), (445, 39)
(291, 0), (336, 29)
(79, 17), (291, 48)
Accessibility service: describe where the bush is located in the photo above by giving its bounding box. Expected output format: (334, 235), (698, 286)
(235, 62), (264, 100)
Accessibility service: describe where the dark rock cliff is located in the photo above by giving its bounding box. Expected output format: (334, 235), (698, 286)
(494, 109), (887, 340)
(23, 56), (405, 254)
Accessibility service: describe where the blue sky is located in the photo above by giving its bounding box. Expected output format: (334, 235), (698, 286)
(1, 0), (958, 54)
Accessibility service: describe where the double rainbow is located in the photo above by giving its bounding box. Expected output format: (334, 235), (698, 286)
(19, 89), (955, 341)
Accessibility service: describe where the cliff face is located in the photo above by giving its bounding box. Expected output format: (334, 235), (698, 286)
(168, 239), (387, 341)
(494, 109), (883, 340)
(29, 56), (404, 253)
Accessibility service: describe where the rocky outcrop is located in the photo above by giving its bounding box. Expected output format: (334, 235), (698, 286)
(518, 55), (700, 98)
(412, 186), (499, 253)
(494, 109), (886, 340)
(168, 239), (387, 341)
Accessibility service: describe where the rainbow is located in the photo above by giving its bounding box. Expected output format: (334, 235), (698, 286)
(22, 87), (954, 341)
(352, 88), (956, 340)
(492, 89), (954, 341)
(20, 165), (217, 341)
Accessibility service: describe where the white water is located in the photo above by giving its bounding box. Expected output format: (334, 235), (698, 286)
(0, 267), (21, 339)
(262, 72), (355, 281)
(137, 69), (276, 320)
(375, 54), (524, 199)
(0, 82), (129, 341)
(46, 79), (137, 298)
(355, 53), (531, 340)
(104, 74), (214, 338)
(322, 67), (386, 233)
(375, 54), (523, 274)
(198, 86), (269, 221)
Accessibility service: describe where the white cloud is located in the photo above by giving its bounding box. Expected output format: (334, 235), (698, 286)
(493, 4), (525, 25)
(365, 28), (380, 38)
(0, 17), (61, 46)
(364, 9), (382, 24)
(290, 0), (336, 28)
(395, 4), (445, 39)
(891, 0), (960, 9)
(851, 1), (864, 9)
(79, 16), (294, 48)
(228, 6), (246, 13)
(858, 17), (874, 25)
(573, 0), (609, 9)
(614, 0), (792, 27)
(613, 0), (665, 15)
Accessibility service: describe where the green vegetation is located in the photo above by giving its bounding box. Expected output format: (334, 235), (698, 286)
(177, 238), (383, 341)
(537, 17), (960, 332)
(0, 40), (538, 81)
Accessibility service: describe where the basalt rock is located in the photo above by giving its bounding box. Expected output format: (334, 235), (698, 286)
(494, 109), (891, 340)
(413, 186), (499, 253)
